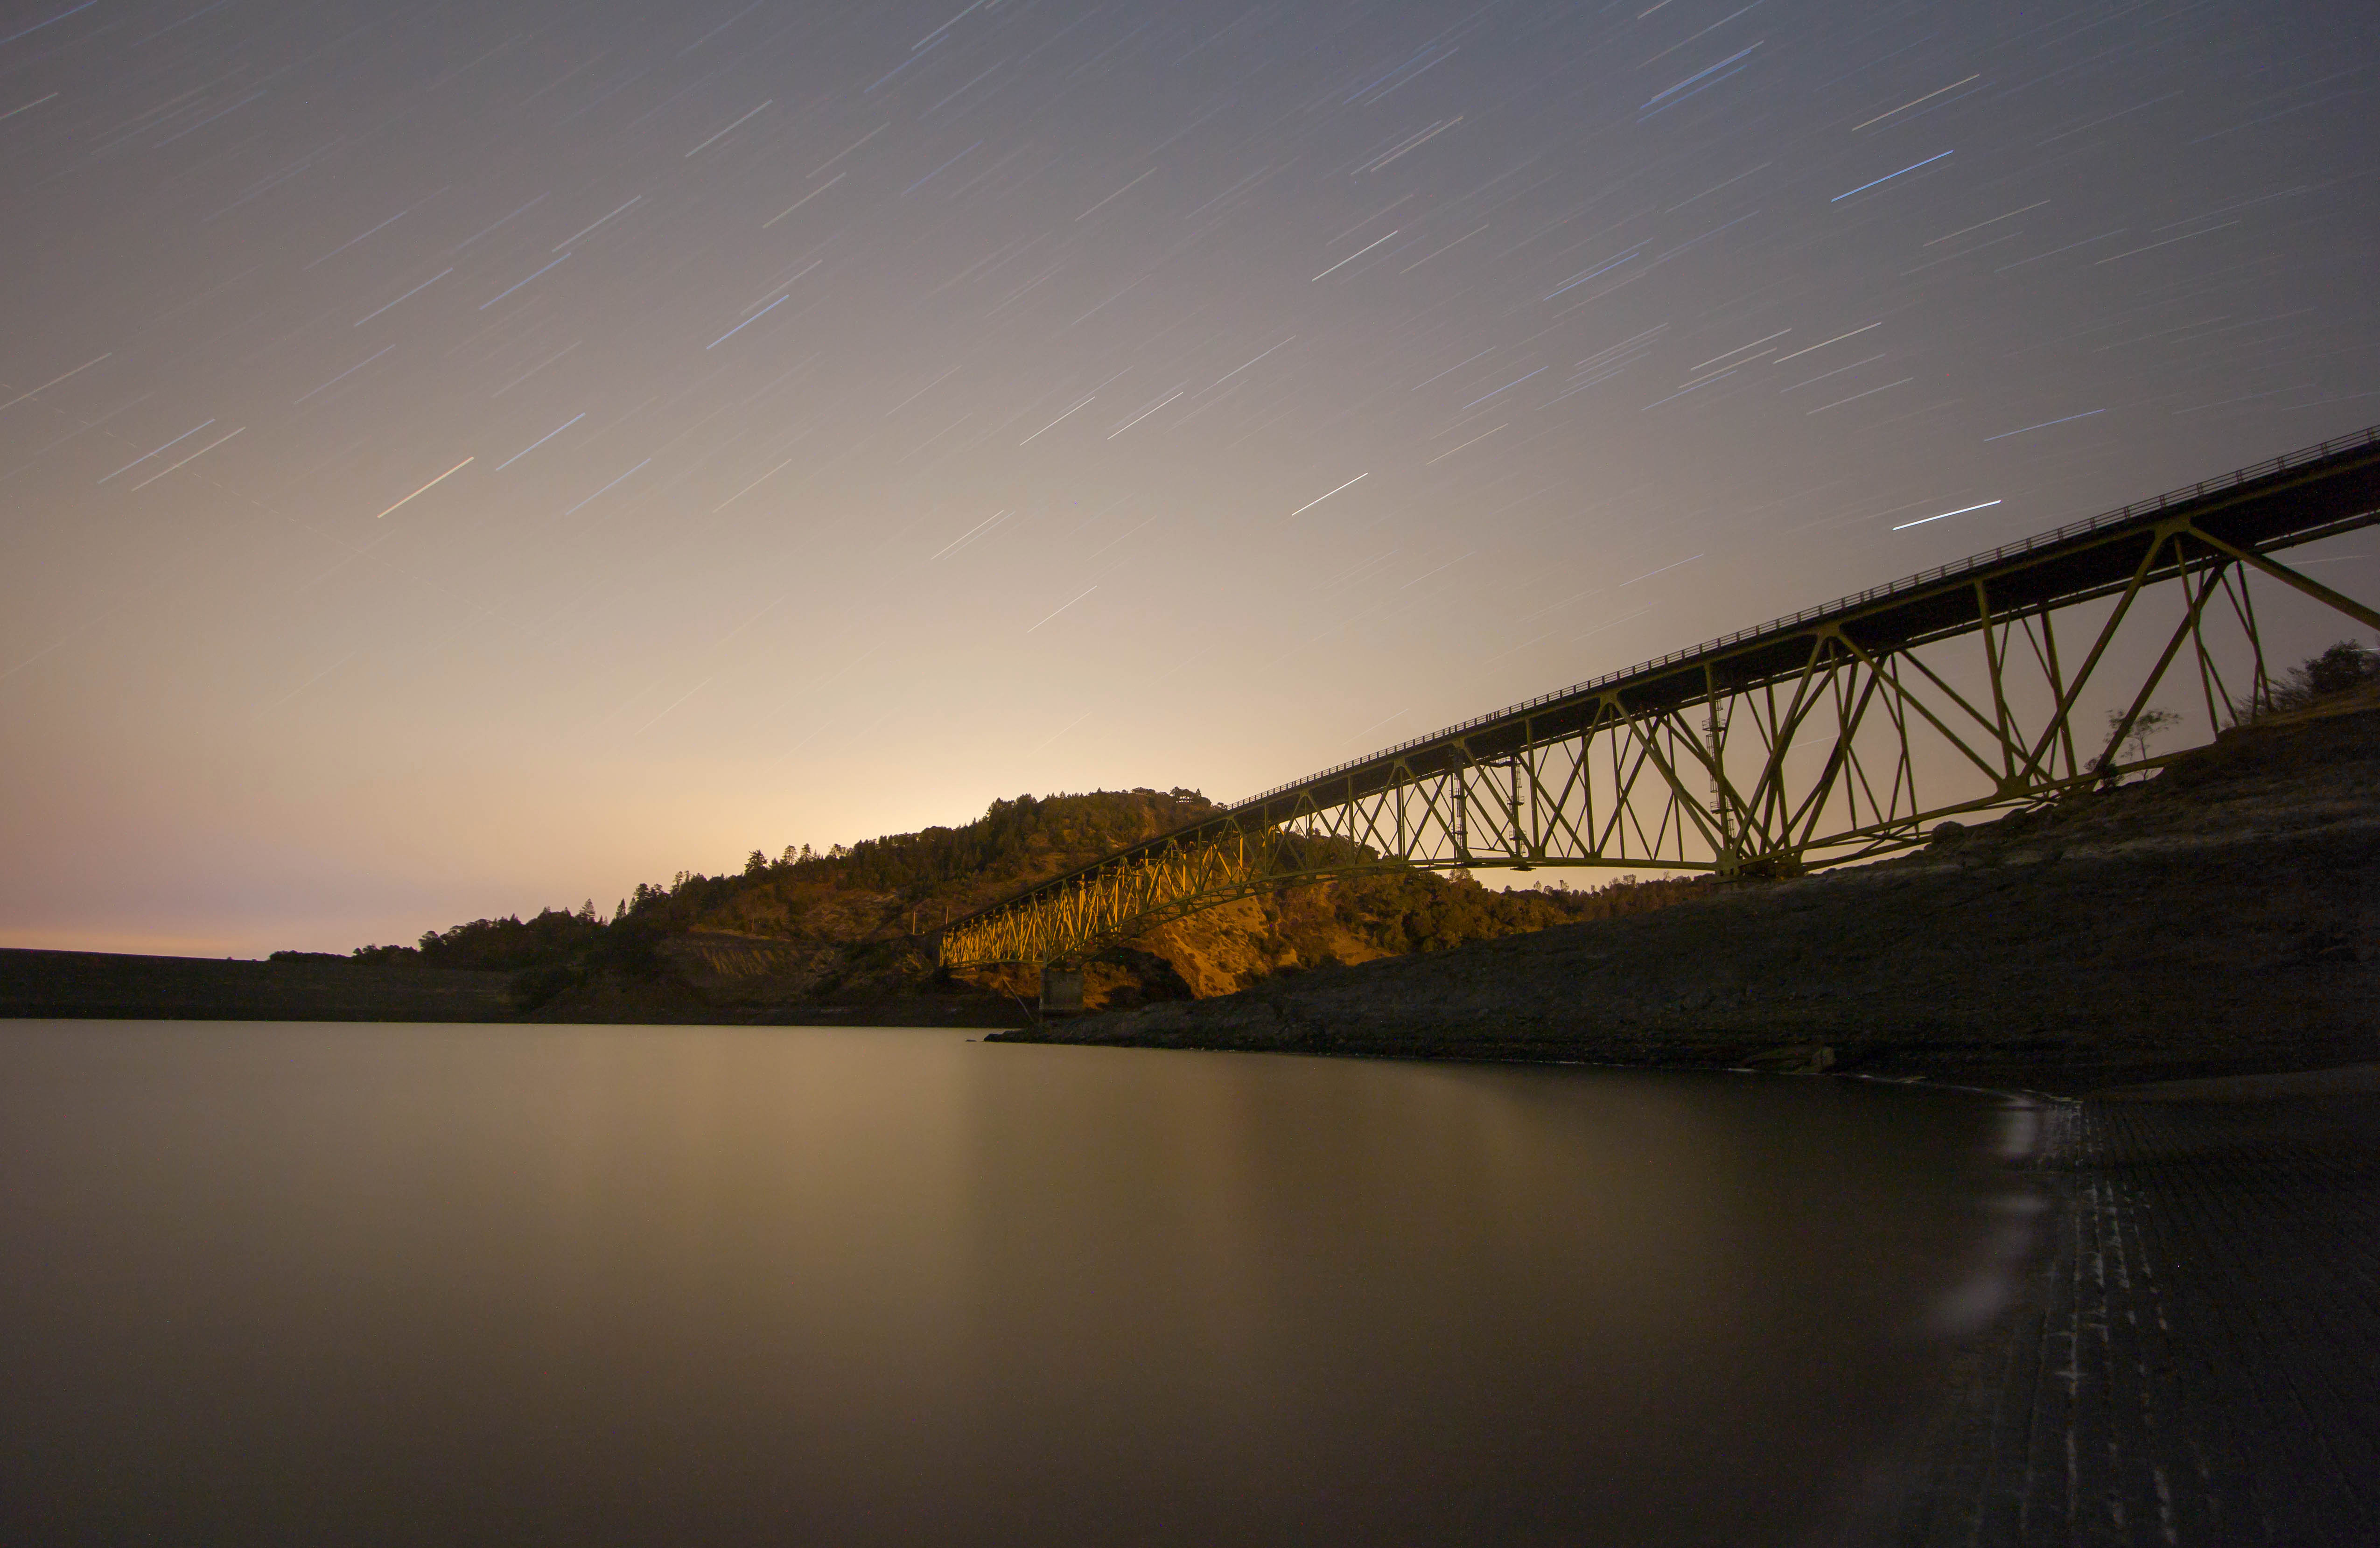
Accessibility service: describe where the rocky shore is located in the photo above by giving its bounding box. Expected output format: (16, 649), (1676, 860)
(1886, 1063), (2380, 1546)
(997, 699), (2380, 1095)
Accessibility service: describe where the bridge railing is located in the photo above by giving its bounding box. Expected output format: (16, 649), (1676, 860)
(1231, 422), (2380, 810)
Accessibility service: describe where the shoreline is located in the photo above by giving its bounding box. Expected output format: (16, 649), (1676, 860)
(0, 947), (1023, 1027)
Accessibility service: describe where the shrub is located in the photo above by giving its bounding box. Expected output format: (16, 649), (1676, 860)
(2247, 639), (2380, 718)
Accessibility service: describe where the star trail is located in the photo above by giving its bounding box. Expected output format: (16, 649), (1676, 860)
(1, 0), (2373, 953)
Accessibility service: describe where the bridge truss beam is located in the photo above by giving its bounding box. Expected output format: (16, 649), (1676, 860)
(939, 428), (2380, 969)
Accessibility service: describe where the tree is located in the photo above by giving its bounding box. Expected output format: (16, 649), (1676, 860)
(2108, 707), (2181, 766)
(2300, 640), (2378, 694)
(2254, 638), (2380, 716)
(745, 849), (767, 877)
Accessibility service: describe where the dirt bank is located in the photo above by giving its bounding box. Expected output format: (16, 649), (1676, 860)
(998, 699), (2380, 1094)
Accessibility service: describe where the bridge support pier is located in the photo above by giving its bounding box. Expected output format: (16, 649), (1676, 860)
(1038, 963), (1085, 1017)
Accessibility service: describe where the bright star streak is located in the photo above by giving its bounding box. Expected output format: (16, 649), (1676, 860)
(1894, 499), (2002, 531)
(1025, 586), (1097, 633)
(762, 173), (843, 228)
(480, 252), (569, 310)
(373, 457), (473, 519)
(354, 268), (452, 326)
(495, 413), (585, 470)
(1831, 149), (1953, 202)
(0, 352), (108, 412)
(563, 458), (650, 516)
(0, 0), (99, 50)
(1288, 473), (1368, 517)
(1772, 322), (1881, 363)
(1459, 367), (1546, 411)
(1312, 231), (1397, 280)
(1107, 390), (1182, 438)
(708, 294), (788, 349)
(1984, 409), (2104, 441)
(1019, 396), (1096, 444)
(126, 426), (244, 491)
(686, 100), (771, 156)
(98, 420), (214, 483)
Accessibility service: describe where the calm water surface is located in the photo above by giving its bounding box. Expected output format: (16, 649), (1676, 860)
(0, 1022), (2036, 1546)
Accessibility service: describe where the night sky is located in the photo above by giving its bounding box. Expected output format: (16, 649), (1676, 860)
(3, 0), (2374, 954)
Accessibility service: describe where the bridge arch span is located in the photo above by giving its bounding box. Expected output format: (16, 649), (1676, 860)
(941, 427), (2380, 969)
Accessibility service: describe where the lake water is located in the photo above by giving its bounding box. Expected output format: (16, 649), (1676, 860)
(0, 1022), (2038, 1546)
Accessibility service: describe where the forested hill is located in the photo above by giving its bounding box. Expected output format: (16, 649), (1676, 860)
(323, 786), (1706, 1018)
(344, 787), (1222, 971)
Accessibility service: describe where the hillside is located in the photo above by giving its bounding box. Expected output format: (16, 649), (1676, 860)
(342, 787), (1706, 1023)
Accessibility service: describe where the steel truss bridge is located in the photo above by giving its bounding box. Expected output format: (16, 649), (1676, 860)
(938, 426), (2380, 970)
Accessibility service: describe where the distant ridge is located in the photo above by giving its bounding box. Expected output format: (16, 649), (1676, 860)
(0, 948), (512, 1023)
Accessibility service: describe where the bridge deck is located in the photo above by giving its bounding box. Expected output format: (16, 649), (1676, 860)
(944, 424), (2380, 938)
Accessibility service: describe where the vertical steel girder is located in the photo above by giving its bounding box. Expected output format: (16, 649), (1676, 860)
(939, 495), (2379, 967)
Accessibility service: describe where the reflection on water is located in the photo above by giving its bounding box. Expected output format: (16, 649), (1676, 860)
(0, 1023), (2022, 1545)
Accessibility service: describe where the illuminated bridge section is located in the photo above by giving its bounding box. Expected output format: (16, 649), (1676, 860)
(939, 426), (2380, 968)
